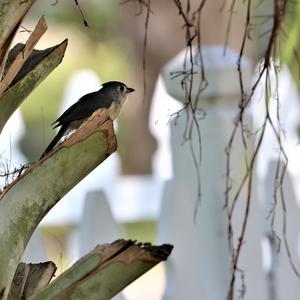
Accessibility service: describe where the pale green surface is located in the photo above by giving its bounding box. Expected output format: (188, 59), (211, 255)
(31, 255), (102, 300)
(0, 130), (112, 298)
(32, 259), (156, 300)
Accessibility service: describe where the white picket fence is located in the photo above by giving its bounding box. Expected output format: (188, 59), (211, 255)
(2, 46), (300, 299)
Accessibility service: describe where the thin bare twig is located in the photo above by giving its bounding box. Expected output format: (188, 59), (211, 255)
(74, 0), (88, 27)
(224, 0), (300, 298)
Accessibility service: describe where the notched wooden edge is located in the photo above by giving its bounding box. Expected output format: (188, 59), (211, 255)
(76, 239), (173, 269)
(63, 109), (116, 152)
(26, 240), (172, 300)
(47, 239), (173, 287)
(108, 240), (173, 263)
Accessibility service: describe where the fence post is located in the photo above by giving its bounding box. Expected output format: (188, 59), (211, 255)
(159, 46), (268, 299)
(253, 65), (300, 300)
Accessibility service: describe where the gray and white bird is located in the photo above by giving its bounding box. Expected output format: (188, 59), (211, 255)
(40, 81), (134, 158)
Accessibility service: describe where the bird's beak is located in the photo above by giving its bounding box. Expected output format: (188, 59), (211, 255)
(126, 87), (135, 93)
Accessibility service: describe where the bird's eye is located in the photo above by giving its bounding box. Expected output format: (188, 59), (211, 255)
(119, 85), (125, 92)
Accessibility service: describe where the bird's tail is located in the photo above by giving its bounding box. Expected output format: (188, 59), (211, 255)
(40, 126), (67, 159)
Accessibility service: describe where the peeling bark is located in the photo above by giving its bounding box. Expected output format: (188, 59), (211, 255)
(8, 262), (56, 300)
(31, 240), (173, 300)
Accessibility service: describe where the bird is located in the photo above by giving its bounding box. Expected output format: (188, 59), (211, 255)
(40, 81), (134, 159)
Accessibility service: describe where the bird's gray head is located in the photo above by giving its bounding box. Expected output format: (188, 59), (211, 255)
(101, 81), (135, 104)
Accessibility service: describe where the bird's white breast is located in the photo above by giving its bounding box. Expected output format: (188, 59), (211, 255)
(108, 95), (127, 120)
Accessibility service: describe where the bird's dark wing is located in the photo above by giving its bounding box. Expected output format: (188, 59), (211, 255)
(40, 125), (68, 158)
(52, 91), (114, 128)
